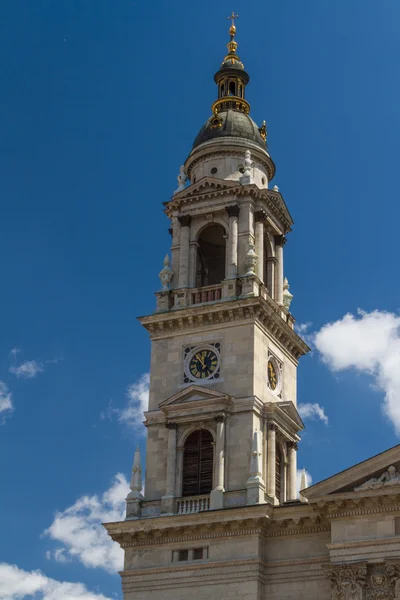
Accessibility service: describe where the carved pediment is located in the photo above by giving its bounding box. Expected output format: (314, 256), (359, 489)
(303, 443), (400, 502)
(170, 176), (238, 201)
(276, 401), (305, 431)
(159, 385), (231, 409)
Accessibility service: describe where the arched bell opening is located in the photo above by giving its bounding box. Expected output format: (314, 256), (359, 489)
(182, 429), (214, 497)
(264, 234), (275, 296)
(196, 224), (226, 287)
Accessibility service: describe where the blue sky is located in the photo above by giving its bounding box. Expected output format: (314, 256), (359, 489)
(1, 1), (400, 598)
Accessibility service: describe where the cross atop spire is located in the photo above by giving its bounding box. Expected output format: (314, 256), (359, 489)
(228, 12), (239, 36)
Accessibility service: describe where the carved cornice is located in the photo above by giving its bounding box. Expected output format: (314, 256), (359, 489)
(138, 296), (309, 360)
(166, 181), (293, 233)
(312, 492), (400, 519)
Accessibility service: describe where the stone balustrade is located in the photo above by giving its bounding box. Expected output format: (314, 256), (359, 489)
(176, 495), (210, 514)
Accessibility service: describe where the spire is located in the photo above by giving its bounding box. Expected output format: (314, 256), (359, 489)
(127, 446), (143, 500)
(299, 469), (309, 503)
(212, 15), (250, 116)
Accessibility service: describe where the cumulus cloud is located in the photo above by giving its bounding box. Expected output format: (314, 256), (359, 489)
(314, 309), (400, 434)
(298, 402), (328, 424)
(9, 360), (44, 379)
(0, 562), (111, 600)
(0, 382), (13, 423)
(44, 474), (128, 573)
(117, 373), (149, 429)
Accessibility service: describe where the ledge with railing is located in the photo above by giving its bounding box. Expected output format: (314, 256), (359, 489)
(176, 495), (210, 515)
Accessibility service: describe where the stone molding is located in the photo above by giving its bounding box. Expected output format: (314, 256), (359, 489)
(274, 234), (287, 246)
(313, 492), (400, 519)
(139, 296), (309, 359)
(167, 178), (292, 232)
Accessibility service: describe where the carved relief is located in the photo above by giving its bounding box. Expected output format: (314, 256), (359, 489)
(323, 564), (366, 600)
(354, 466), (400, 491)
(324, 563), (400, 600)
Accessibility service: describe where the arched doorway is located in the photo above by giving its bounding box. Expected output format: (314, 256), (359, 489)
(196, 224), (226, 287)
(182, 429), (214, 497)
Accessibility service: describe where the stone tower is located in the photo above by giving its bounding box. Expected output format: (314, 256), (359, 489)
(105, 18), (312, 599)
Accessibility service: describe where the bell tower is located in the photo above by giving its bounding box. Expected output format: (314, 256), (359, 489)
(105, 19), (310, 600)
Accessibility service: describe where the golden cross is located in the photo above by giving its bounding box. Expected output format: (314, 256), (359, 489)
(228, 12), (239, 27)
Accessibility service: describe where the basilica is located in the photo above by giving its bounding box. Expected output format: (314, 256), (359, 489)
(104, 18), (400, 600)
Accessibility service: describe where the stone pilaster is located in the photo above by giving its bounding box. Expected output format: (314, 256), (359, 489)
(178, 216), (191, 288)
(247, 430), (266, 505)
(161, 423), (177, 514)
(226, 205), (240, 279)
(254, 210), (267, 283)
(267, 423), (277, 503)
(210, 415), (225, 509)
(287, 441), (298, 501)
(274, 235), (287, 305)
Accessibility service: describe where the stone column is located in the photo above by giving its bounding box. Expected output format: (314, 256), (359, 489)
(226, 205), (240, 279)
(267, 423), (277, 501)
(287, 441), (298, 501)
(189, 241), (198, 288)
(254, 211), (267, 283)
(161, 423), (177, 514)
(178, 216), (191, 288)
(266, 256), (276, 297)
(210, 415), (225, 509)
(274, 235), (287, 305)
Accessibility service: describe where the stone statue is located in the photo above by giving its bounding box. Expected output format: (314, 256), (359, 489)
(159, 254), (173, 291)
(283, 277), (293, 311)
(175, 165), (187, 192)
(244, 242), (258, 276)
(354, 465), (400, 491)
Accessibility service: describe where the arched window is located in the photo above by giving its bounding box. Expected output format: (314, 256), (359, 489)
(182, 429), (213, 497)
(229, 80), (236, 96)
(196, 224), (226, 287)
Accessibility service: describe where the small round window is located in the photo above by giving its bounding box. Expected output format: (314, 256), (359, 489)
(262, 177), (266, 185)
(238, 166), (245, 174)
(211, 167), (218, 175)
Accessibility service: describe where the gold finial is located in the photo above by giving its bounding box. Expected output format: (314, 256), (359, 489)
(228, 12), (239, 36)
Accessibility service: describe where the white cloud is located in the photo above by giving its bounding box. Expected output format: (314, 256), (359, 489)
(44, 474), (128, 573)
(117, 373), (149, 429)
(0, 382), (13, 422)
(297, 469), (312, 494)
(0, 562), (111, 600)
(298, 402), (328, 424)
(314, 309), (400, 434)
(9, 360), (44, 379)
(45, 548), (70, 564)
(295, 322), (313, 335)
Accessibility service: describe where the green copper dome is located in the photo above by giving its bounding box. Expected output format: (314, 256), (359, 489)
(193, 110), (266, 150)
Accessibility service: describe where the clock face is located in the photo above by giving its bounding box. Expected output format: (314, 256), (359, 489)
(189, 349), (218, 380)
(268, 360), (278, 391)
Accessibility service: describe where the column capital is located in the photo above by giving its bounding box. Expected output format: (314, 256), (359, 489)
(274, 234), (287, 246)
(178, 215), (191, 227)
(166, 422), (177, 430)
(226, 204), (240, 218)
(214, 414), (226, 423)
(268, 422), (277, 432)
(287, 441), (298, 451)
(254, 210), (268, 223)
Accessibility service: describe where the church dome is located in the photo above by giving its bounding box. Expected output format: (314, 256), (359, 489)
(193, 110), (266, 150)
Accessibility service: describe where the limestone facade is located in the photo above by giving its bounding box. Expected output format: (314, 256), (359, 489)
(103, 21), (400, 600)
